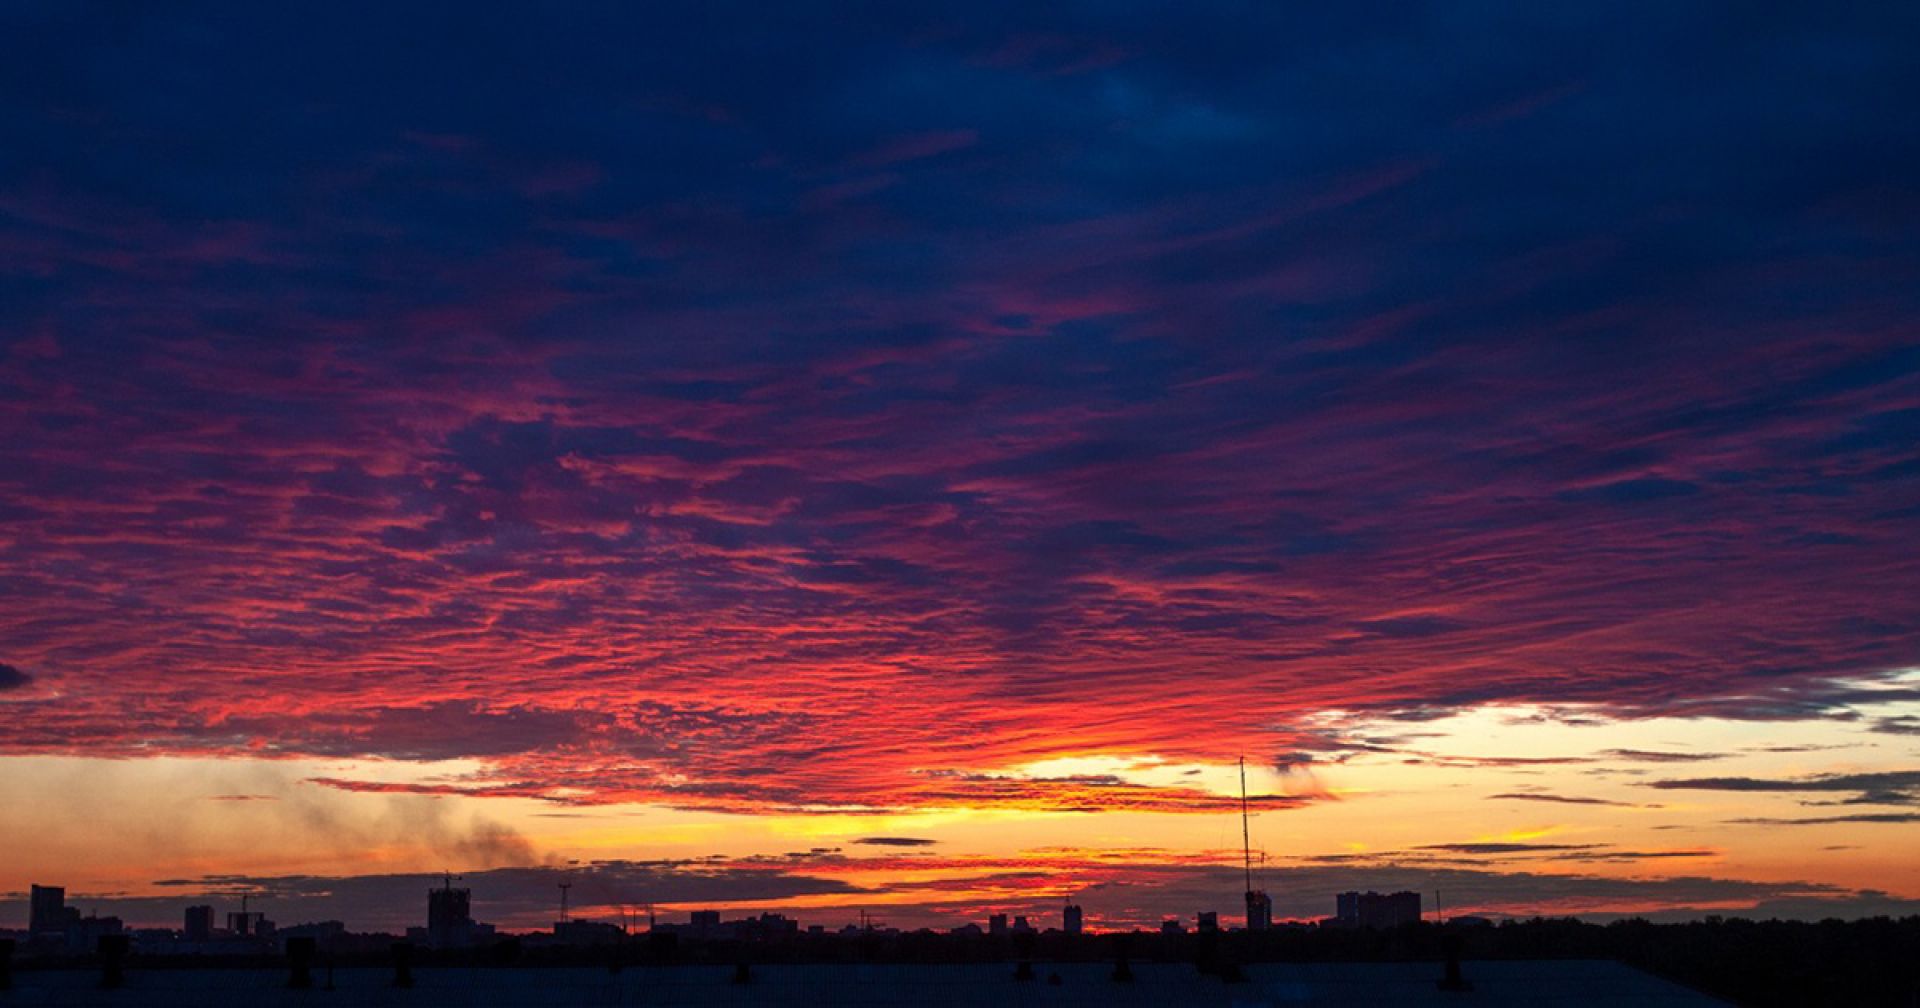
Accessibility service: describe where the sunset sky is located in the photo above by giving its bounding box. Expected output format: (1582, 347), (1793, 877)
(2, 4), (1917, 933)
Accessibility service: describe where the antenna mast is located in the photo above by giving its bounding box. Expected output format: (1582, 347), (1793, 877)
(1240, 756), (1253, 892)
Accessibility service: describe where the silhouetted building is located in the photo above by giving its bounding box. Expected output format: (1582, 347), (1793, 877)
(227, 911), (271, 937)
(1197, 911), (1220, 933)
(63, 914), (123, 954)
(553, 919), (626, 945)
(689, 910), (721, 939)
(653, 909), (806, 943)
(1335, 890), (1420, 928)
(278, 920), (346, 944)
(183, 905), (214, 943)
(29, 884), (59, 932)
(1245, 889), (1273, 931)
(1011, 915), (1033, 934)
(1160, 918), (1185, 936)
(428, 883), (468, 940)
(428, 886), (470, 934)
(1062, 903), (1083, 935)
(988, 913), (1007, 937)
(1387, 890), (1420, 925)
(29, 885), (78, 937)
(1336, 891), (1358, 923)
(424, 877), (492, 948)
(743, 913), (801, 941)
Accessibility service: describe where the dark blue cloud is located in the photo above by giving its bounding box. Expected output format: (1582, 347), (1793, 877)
(0, 1), (1915, 812)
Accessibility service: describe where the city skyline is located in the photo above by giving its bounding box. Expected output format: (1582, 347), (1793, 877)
(3, 4), (1918, 935)
(9, 870), (1410, 941)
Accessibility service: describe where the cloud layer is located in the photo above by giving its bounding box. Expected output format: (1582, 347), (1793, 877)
(0, 4), (1917, 816)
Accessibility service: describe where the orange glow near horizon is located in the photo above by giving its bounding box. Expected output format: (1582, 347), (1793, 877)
(2, 694), (1913, 930)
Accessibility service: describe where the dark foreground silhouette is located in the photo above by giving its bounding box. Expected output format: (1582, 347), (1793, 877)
(6, 916), (1916, 1007)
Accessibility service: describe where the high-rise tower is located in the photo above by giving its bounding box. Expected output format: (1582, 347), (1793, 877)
(427, 873), (475, 947)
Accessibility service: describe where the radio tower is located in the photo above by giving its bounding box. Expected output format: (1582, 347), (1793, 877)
(558, 882), (572, 924)
(1240, 758), (1252, 891)
(1240, 757), (1273, 931)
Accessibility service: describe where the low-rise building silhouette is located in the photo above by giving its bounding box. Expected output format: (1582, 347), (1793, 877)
(552, 919), (625, 945)
(651, 910), (803, 943)
(226, 911), (272, 938)
(277, 920), (346, 944)
(1334, 890), (1421, 928)
(63, 914), (124, 954)
(688, 910), (721, 939)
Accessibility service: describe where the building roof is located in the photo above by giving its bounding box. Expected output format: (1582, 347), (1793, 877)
(3, 959), (1731, 1006)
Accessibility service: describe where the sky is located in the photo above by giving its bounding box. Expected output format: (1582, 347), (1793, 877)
(1, 3), (1918, 934)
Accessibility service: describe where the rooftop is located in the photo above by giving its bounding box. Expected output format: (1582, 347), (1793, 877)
(0, 960), (1730, 1006)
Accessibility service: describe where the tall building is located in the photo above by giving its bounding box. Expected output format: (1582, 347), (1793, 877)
(1383, 890), (1421, 926)
(1062, 903), (1083, 935)
(29, 885), (69, 936)
(428, 886), (471, 931)
(183, 905), (214, 943)
(988, 913), (1008, 937)
(1335, 890), (1421, 928)
(1197, 911), (1220, 933)
(1245, 888), (1273, 931)
(427, 878), (478, 947)
(29, 884), (84, 939)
